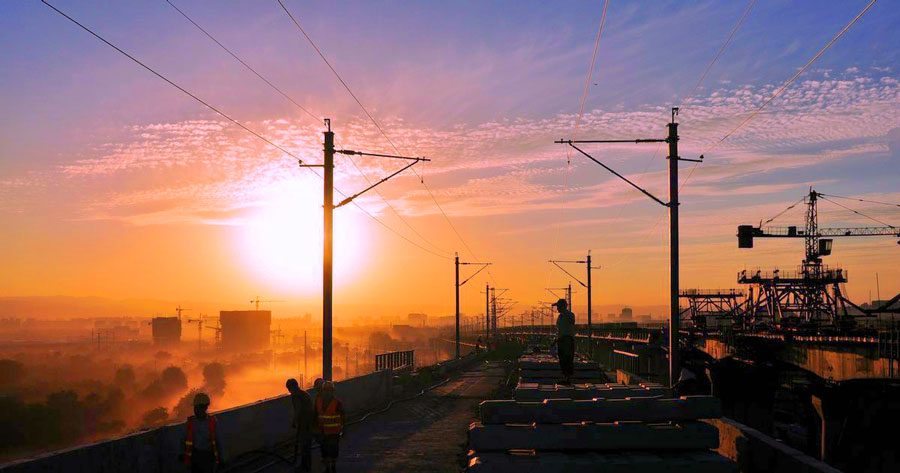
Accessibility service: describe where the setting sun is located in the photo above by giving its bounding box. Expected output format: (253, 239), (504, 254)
(238, 178), (369, 294)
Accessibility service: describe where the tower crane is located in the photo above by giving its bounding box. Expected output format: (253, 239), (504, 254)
(736, 188), (899, 327)
(737, 189), (899, 262)
(186, 314), (216, 354)
(250, 296), (285, 311)
(175, 305), (190, 322)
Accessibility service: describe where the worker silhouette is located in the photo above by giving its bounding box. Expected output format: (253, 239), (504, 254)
(315, 381), (346, 473)
(553, 298), (575, 385)
(179, 392), (224, 473)
(287, 378), (314, 472)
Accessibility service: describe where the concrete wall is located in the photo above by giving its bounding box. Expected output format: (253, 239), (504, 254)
(0, 371), (392, 473)
(705, 417), (842, 473)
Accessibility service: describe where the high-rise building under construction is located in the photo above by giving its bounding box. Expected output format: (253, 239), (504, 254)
(151, 317), (181, 345)
(219, 310), (271, 352)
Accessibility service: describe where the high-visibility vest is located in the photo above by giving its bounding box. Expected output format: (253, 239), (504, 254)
(184, 416), (218, 465)
(315, 397), (343, 435)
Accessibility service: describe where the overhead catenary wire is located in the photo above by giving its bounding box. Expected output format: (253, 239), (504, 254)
(681, 0), (876, 193)
(701, 0), (878, 157)
(683, 0), (757, 109)
(41, 0), (450, 260)
(166, 0), (452, 258)
(547, 1), (609, 288)
(164, 0), (321, 125)
(601, 0), (756, 267)
(40, 0), (306, 166)
(677, 0), (757, 189)
(276, 0), (487, 270)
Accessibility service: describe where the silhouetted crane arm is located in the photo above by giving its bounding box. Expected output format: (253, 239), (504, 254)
(747, 226), (899, 238)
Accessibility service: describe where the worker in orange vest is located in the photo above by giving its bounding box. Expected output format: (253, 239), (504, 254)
(314, 381), (345, 473)
(179, 392), (224, 472)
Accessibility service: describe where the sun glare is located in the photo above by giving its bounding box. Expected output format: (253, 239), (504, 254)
(239, 179), (368, 293)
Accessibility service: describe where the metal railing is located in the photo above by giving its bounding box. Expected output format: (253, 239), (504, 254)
(374, 350), (415, 372)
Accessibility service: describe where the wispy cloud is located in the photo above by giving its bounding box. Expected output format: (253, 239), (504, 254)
(5, 69), (896, 234)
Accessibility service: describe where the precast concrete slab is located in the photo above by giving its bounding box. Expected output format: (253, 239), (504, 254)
(519, 360), (600, 371)
(480, 396), (722, 424)
(467, 421), (719, 451)
(519, 369), (608, 379)
(467, 450), (738, 473)
(514, 383), (670, 401)
(519, 377), (610, 385)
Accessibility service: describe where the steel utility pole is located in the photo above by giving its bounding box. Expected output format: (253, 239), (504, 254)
(491, 288), (496, 334)
(550, 252), (601, 339)
(301, 119), (429, 380)
(666, 114), (680, 384)
(555, 107), (702, 387)
(484, 283), (490, 340)
(323, 122), (335, 382)
(304, 329), (308, 386)
(455, 254), (491, 358)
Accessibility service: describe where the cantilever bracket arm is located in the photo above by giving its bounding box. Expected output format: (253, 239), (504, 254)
(336, 149), (429, 161)
(334, 159), (424, 208)
(555, 139), (666, 144)
(549, 261), (587, 288)
(459, 262), (491, 287)
(560, 142), (669, 208)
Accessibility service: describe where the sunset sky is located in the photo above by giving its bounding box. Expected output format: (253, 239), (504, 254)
(2, 1), (899, 320)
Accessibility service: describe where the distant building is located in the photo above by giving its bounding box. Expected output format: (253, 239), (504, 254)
(620, 307), (633, 321)
(408, 313), (427, 327)
(151, 317), (181, 345)
(220, 310), (271, 352)
(391, 324), (421, 341)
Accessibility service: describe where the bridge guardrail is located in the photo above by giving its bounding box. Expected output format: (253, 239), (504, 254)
(375, 350), (415, 372)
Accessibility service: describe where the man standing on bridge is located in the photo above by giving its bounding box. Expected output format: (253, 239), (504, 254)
(179, 392), (224, 473)
(553, 298), (575, 385)
(315, 381), (346, 473)
(286, 378), (314, 472)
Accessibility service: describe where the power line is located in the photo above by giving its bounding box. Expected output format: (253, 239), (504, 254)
(602, 0), (755, 256)
(276, 0), (402, 155)
(342, 156), (453, 257)
(702, 0), (877, 155)
(276, 0), (485, 268)
(347, 197), (455, 259)
(165, 0), (321, 125)
(547, 2), (609, 288)
(573, 0), (611, 153)
(682, 0), (757, 109)
(682, 0), (875, 192)
(41, 0), (306, 165)
(41, 0), (450, 261)
(166, 0), (451, 258)
(676, 0), (757, 189)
